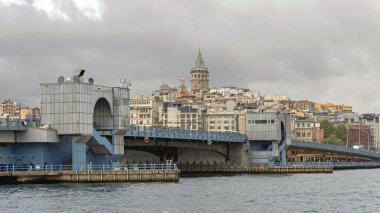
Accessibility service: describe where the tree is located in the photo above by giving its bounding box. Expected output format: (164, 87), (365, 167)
(320, 120), (347, 144)
(336, 124), (347, 144)
(323, 135), (343, 145)
(320, 120), (335, 137)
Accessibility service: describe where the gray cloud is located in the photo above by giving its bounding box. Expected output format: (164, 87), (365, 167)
(1, 0), (380, 112)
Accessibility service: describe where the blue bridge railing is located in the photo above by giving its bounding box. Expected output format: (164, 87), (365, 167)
(0, 118), (30, 131)
(289, 140), (380, 159)
(0, 163), (177, 172)
(280, 161), (380, 167)
(100, 125), (247, 143)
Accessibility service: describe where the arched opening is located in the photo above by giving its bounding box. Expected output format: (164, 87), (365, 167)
(93, 98), (113, 131)
(281, 121), (286, 142)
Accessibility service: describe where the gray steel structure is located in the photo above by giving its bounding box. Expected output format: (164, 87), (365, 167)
(100, 125), (248, 143)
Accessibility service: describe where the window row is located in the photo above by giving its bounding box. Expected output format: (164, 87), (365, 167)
(247, 119), (276, 125)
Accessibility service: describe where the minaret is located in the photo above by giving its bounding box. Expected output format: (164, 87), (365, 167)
(178, 73), (187, 94)
(190, 47), (209, 92)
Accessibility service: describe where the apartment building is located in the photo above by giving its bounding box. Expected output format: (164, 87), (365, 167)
(293, 117), (324, 142)
(130, 94), (159, 126)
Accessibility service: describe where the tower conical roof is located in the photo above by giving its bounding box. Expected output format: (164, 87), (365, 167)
(193, 48), (206, 69)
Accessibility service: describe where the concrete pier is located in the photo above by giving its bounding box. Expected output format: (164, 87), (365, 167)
(0, 169), (180, 183)
(179, 165), (333, 174)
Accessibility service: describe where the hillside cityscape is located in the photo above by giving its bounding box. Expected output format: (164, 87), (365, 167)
(1, 48), (377, 151)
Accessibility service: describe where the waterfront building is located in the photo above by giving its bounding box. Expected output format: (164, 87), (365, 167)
(263, 93), (289, 102)
(0, 99), (16, 115)
(20, 107), (40, 121)
(161, 103), (201, 130)
(347, 124), (371, 150)
(293, 117), (324, 142)
(152, 83), (177, 102)
(130, 94), (160, 126)
(288, 100), (315, 112)
(315, 103), (352, 113)
(205, 110), (236, 132)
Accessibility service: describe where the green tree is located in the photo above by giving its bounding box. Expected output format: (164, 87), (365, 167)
(320, 120), (335, 137)
(336, 124), (347, 144)
(323, 135), (343, 145)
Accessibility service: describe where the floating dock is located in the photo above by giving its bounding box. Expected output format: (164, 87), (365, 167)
(0, 169), (180, 183)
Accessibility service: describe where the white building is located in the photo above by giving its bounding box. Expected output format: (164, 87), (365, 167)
(130, 94), (160, 126)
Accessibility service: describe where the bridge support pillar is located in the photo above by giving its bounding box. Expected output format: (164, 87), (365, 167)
(113, 130), (126, 155)
(72, 135), (92, 170)
(280, 149), (286, 166)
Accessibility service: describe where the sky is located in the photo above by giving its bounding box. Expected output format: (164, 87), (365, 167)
(1, 0), (380, 113)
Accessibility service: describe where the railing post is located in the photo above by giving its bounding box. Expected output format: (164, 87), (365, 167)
(60, 164), (62, 171)
(103, 164), (105, 170)
(51, 164), (53, 171)
(12, 165), (14, 172)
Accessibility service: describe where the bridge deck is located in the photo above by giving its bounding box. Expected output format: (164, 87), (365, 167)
(100, 125), (247, 143)
(289, 140), (380, 159)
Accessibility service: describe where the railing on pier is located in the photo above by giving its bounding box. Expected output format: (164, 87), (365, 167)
(0, 163), (177, 172)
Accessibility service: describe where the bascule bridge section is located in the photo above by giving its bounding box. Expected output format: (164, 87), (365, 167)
(40, 70), (130, 169)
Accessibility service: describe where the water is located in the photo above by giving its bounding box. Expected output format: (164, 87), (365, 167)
(1, 169), (380, 213)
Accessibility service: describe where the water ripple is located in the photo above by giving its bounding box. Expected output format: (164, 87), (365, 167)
(0, 169), (379, 212)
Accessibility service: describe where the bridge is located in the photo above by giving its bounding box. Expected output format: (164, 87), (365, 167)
(287, 140), (380, 160)
(1, 72), (380, 172)
(99, 125), (247, 143)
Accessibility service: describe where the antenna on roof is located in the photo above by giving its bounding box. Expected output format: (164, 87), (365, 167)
(120, 78), (131, 88)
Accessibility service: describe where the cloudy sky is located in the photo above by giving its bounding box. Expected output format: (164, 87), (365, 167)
(1, 0), (380, 113)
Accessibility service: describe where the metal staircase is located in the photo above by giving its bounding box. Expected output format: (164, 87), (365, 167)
(87, 127), (114, 155)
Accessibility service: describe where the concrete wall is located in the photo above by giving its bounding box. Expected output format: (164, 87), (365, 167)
(17, 128), (59, 143)
(41, 79), (130, 135)
(0, 132), (15, 143)
(0, 136), (73, 165)
(246, 112), (292, 141)
(246, 112), (280, 140)
(0, 128), (59, 143)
